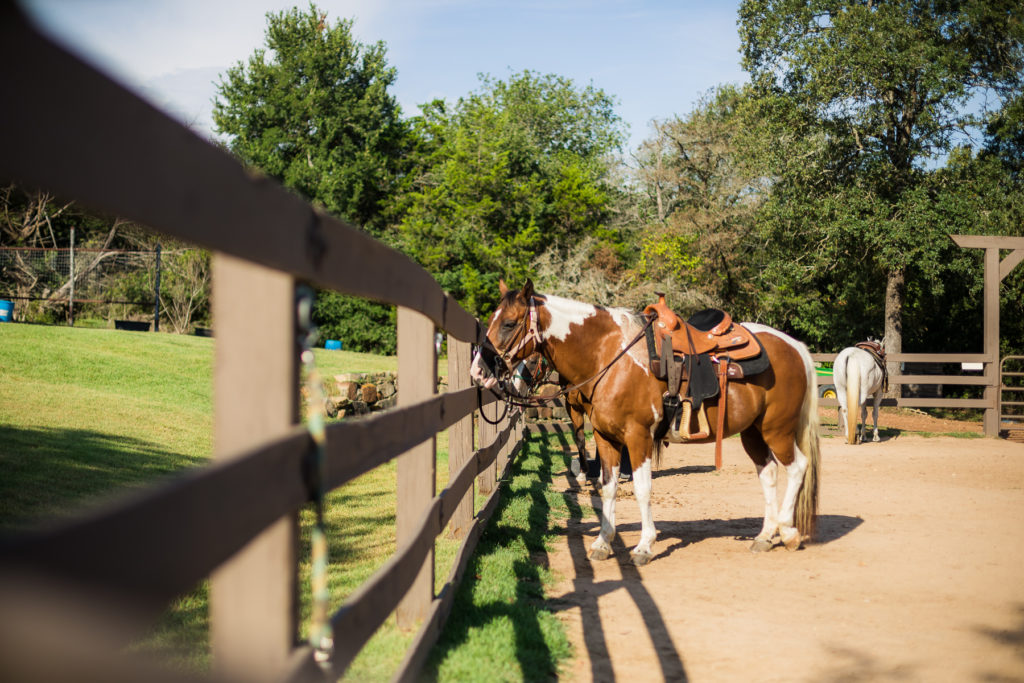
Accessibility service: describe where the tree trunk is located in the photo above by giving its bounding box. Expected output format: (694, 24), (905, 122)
(884, 267), (904, 398)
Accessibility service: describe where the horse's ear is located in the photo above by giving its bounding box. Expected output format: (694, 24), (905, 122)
(499, 279), (509, 296)
(522, 278), (534, 300)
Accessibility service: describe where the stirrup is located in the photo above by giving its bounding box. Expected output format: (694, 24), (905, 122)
(668, 398), (711, 442)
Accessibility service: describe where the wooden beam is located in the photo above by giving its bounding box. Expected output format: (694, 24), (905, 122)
(984, 246), (1000, 435)
(396, 308), (437, 629)
(1000, 249), (1024, 282)
(477, 401), (501, 496)
(950, 235), (1024, 250)
(446, 336), (475, 538)
(210, 255), (298, 682)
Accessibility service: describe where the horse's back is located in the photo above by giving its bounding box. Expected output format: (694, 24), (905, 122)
(835, 346), (885, 398)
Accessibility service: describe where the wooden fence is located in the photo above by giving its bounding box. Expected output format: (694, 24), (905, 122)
(0, 7), (524, 682)
(812, 352), (995, 414)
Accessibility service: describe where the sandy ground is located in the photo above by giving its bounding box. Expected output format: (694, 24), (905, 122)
(544, 410), (1024, 682)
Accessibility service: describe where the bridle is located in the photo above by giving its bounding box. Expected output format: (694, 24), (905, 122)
(496, 296), (542, 370)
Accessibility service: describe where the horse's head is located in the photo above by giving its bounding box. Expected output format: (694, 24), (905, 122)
(470, 279), (543, 391)
(510, 353), (548, 398)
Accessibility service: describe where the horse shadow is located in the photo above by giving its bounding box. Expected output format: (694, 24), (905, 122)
(647, 513), (864, 561)
(559, 512), (864, 564)
(822, 425), (902, 443)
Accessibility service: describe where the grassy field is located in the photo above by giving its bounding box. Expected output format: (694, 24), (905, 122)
(0, 322), (574, 680)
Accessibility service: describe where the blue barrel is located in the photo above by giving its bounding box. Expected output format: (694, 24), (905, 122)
(0, 300), (12, 322)
(324, 339), (342, 350)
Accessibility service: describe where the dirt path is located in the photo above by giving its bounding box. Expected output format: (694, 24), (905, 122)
(545, 413), (1024, 682)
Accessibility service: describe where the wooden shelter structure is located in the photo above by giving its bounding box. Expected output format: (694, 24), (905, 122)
(951, 235), (1024, 436)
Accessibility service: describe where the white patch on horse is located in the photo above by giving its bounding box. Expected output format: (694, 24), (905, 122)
(611, 308), (651, 374)
(469, 351), (498, 389)
(541, 294), (598, 341)
(743, 322), (816, 378)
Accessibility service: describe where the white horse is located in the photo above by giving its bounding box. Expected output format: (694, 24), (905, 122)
(834, 344), (887, 444)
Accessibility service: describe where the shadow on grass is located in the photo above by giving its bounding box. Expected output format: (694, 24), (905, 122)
(0, 424), (206, 531)
(423, 433), (572, 680)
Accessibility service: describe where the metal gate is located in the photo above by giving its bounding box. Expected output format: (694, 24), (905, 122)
(1000, 355), (1024, 438)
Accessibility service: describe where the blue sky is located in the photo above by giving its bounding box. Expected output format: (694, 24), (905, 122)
(21, 0), (749, 152)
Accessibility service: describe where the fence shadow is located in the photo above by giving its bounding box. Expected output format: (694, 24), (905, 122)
(0, 424), (206, 532)
(547, 443), (689, 682)
(422, 433), (568, 679)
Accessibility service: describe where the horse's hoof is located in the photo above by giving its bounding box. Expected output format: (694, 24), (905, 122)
(749, 539), (774, 553)
(631, 551), (652, 566)
(780, 529), (802, 551)
(570, 460), (581, 476)
(589, 547), (612, 561)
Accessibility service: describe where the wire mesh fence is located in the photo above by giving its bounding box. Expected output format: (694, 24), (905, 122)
(0, 245), (208, 332)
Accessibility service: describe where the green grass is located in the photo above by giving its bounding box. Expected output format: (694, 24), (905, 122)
(424, 431), (575, 682)
(0, 323), (214, 526)
(0, 322), (574, 681)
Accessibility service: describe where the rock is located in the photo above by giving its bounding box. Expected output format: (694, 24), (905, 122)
(360, 383), (379, 404)
(336, 381), (359, 402)
(324, 397), (339, 418)
(378, 380), (396, 399)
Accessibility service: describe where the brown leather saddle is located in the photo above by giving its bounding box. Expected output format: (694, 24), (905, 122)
(642, 293), (769, 468)
(855, 339), (889, 392)
(643, 293), (762, 377)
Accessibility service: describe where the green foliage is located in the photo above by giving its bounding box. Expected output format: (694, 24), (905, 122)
(313, 291), (396, 354)
(213, 4), (409, 236)
(396, 71), (627, 318)
(212, 3), (412, 352)
(737, 0), (1024, 349)
(629, 85), (764, 314)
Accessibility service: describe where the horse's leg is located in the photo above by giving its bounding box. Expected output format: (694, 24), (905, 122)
(570, 403), (589, 484)
(624, 430), (655, 565)
(588, 431), (621, 561)
(762, 432), (809, 551)
(741, 428), (778, 553)
(859, 400), (868, 443)
(871, 392), (882, 442)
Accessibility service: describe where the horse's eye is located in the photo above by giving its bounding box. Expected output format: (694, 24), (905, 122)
(501, 320), (516, 330)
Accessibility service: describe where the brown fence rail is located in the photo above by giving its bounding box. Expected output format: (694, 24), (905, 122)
(0, 6), (524, 682)
(811, 352), (995, 413)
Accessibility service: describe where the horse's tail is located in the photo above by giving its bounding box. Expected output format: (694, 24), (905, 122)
(653, 436), (663, 470)
(845, 353), (860, 445)
(794, 342), (821, 540)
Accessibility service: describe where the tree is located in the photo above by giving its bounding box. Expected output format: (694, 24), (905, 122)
(213, 3), (408, 234)
(628, 85), (764, 316)
(395, 71), (626, 318)
(213, 4), (410, 352)
(738, 0), (1024, 365)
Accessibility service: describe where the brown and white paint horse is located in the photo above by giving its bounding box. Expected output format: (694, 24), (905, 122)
(470, 280), (821, 565)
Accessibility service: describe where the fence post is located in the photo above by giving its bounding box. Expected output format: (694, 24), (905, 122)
(209, 254), (298, 682)
(447, 334), (474, 538)
(68, 226), (75, 326)
(396, 307), (437, 629)
(478, 401), (499, 496)
(497, 405), (511, 476)
(153, 243), (161, 332)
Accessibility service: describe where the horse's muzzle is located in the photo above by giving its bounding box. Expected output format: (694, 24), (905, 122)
(470, 349), (501, 390)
